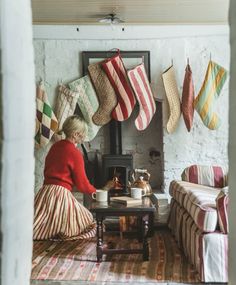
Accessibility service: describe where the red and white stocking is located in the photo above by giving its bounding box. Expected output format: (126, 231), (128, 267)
(102, 54), (136, 121)
(128, 63), (156, 130)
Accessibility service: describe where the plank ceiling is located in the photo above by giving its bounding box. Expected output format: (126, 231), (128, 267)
(31, 0), (229, 24)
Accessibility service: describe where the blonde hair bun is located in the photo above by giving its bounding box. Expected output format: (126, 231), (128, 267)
(62, 115), (87, 139)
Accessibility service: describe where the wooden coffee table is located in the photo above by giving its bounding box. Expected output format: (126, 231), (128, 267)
(86, 196), (155, 262)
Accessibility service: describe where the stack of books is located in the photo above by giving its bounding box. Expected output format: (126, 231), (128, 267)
(110, 196), (142, 206)
(151, 193), (168, 206)
(150, 193), (170, 224)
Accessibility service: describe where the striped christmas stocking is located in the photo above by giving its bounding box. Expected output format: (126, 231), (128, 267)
(35, 83), (58, 148)
(102, 54), (136, 121)
(127, 63), (156, 130)
(194, 60), (228, 130)
(68, 76), (101, 142)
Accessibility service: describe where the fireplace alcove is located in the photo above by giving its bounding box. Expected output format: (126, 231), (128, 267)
(103, 101), (164, 192)
(82, 100), (164, 199)
(80, 50), (164, 206)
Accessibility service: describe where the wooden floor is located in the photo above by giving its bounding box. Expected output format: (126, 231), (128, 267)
(31, 281), (226, 285)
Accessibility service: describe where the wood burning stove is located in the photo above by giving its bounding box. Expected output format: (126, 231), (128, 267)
(102, 120), (133, 196)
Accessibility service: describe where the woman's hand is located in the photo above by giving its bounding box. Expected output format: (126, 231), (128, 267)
(102, 180), (114, 191)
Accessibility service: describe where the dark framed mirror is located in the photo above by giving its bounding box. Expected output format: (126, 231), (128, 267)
(82, 50), (151, 81)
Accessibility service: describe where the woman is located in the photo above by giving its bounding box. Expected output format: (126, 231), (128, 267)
(33, 115), (97, 240)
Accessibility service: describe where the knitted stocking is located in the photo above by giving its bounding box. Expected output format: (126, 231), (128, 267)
(88, 62), (117, 126)
(162, 65), (181, 133)
(128, 63), (156, 130)
(194, 60), (227, 130)
(102, 54), (136, 121)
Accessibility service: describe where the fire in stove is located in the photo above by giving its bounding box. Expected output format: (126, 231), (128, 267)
(102, 120), (133, 196)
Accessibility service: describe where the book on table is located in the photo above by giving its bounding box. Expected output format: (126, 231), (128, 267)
(110, 196), (142, 206)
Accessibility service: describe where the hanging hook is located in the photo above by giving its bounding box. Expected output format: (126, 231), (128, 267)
(171, 58), (174, 66)
(106, 48), (120, 58)
(210, 52), (212, 61)
(187, 57), (189, 65)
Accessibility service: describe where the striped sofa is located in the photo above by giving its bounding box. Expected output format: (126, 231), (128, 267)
(168, 165), (228, 282)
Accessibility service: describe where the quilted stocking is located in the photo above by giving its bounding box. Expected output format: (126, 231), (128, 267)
(162, 65), (181, 133)
(68, 76), (101, 142)
(194, 60), (227, 130)
(128, 63), (156, 130)
(35, 82), (58, 148)
(53, 85), (79, 141)
(102, 54), (136, 121)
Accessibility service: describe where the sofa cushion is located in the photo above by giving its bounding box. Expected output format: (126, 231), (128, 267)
(169, 180), (199, 206)
(182, 165), (228, 188)
(216, 187), (229, 234)
(183, 187), (221, 232)
(169, 180), (216, 206)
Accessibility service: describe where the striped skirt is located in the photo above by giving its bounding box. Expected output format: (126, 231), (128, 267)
(33, 184), (96, 241)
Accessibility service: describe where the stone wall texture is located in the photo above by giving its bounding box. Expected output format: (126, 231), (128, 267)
(34, 31), (230, 193)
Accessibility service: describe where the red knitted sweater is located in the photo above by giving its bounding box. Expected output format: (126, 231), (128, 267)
(44, 140), (96, 194)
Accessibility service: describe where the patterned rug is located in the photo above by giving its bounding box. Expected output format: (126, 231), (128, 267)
(31, 230), (200, 283)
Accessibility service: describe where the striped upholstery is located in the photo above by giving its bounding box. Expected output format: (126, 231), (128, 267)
(194, 60), (228, 130)
(181, 165), (228, 188)
(216, 187), (229, 234)
(183, 186), (220, 232)
(169, 180), (204, 206)
(127, 63), (156, 130)
(168, 200), (228, 282)
(170, 181), (220, 232)
(169, 164), (229, 282)
(102, 54), (136, 121)
(33, 184), (96, 240)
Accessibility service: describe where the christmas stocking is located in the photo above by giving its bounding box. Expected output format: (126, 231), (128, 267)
(88, 62), (117, 126)
(182, 63), (195, 132)
(127, 63), (156, 130)
(162, 65), (181, 133)
(35, 82), (58, 148)
(53, 85), (80, 141)
(102, 54), (136, 121)
(194, 60), (228, 130)
(68, 76), (101, 142)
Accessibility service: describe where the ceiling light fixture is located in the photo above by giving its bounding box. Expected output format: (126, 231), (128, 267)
(99, 13), (124, 24)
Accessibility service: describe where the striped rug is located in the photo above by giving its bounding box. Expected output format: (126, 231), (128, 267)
(31, 230), (200, 283)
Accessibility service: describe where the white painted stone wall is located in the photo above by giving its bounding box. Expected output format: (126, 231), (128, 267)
(33, 26), (229, 193)
(1, 0), (35, 284)
(229, 0), (236, 282)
